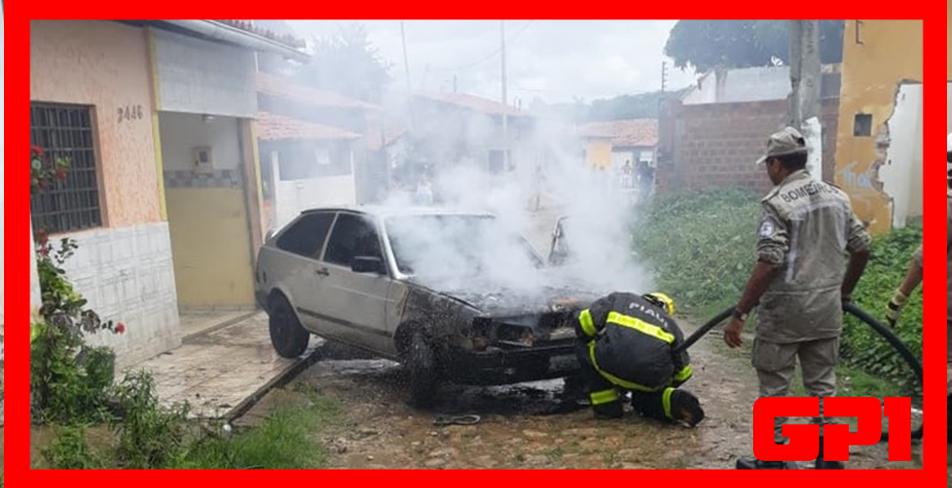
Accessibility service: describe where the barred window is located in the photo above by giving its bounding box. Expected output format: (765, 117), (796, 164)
(30, 102), (103, 233)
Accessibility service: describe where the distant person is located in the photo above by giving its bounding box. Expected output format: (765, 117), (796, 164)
(622, 160), (634, 188)
(530, 164), (544, 212)
(414, 176), (434, 206)
(637, 160), (654, 197)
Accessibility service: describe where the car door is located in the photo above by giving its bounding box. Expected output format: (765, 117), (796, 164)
(267, 211), (336, 335)
(312, 212), (393, 354)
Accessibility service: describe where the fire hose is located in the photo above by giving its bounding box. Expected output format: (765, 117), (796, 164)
(672, 303), (923, 442)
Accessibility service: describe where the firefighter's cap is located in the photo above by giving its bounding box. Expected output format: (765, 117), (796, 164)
(755, 126), (808, 166)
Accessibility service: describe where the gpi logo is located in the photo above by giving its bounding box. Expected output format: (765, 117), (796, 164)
(752, 397), (912, 462)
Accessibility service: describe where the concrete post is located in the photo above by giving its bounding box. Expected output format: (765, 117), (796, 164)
(239, 118), (264, 261)
(789, 20), (822, 127)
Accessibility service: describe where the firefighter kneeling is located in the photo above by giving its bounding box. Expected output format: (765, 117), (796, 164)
(575, 291), (704, 426)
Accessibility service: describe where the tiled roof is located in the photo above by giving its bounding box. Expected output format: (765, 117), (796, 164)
(256, 112), (361, 141)
(217, 20), (306, 49)
(576, 119), (658, 147)
(415, 92), (530, 118)
(257, 71), (382, 111)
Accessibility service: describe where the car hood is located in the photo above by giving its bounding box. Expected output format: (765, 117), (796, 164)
(410, 274), (602, 316)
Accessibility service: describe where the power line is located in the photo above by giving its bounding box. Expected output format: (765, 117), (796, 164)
(429, 21), (533, 72)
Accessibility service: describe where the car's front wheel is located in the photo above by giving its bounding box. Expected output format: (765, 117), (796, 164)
(268, 294), (310, 358)
(405, 329), (440, 408)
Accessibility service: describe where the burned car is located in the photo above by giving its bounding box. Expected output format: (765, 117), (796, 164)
(255, 207), (599, 406)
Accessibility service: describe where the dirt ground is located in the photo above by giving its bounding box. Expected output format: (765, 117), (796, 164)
(236, 319), (924, 470)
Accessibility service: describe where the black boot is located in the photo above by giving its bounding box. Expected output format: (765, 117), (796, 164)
(593, 399), (624, 419)
(669, 389), (705, 427)
(735, 457), (798, 469)
(814, 436), (845, 469)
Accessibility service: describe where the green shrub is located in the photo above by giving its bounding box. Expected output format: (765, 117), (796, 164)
(31, 237), (124, 424)
(841, 225), (922, 391)
(632, 187), (760, 317)
(42, 424), (102, 469)
(110, 371), (191, 468)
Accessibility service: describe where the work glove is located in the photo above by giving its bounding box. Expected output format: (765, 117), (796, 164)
(885, 289), (909, 327)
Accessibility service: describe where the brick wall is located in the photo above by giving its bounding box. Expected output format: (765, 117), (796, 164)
(657, 98), (839, 195)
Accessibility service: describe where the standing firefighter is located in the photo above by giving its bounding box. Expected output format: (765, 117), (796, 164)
(575, 291), (704, 426)
(726, 127), (871, 470)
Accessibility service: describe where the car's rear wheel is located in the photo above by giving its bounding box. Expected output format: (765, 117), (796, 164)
(405, 329), (439, 408)
(268, 294), (309, 358)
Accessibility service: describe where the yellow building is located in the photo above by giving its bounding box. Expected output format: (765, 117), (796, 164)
(583, 138), (614, 170)
(577, 119), (658, 172)
(833, 20), (922, 235)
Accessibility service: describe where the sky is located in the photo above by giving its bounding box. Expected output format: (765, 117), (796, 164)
(284, 20), (698, 105)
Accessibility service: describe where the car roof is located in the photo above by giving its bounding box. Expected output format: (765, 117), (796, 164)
(300, 205), (495, 219)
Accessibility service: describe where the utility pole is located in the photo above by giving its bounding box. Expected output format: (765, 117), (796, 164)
(400, 21), (412, 94)
(789, 20), (822, 180)
(501, 20), (510, 170)
(661, 61), (667, 94)
(400, 21), (414, 131)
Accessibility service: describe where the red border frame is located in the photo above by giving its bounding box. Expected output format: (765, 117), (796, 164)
(6, 3), (946, 486)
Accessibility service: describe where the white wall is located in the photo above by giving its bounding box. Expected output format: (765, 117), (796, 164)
(153, 29), (257, 118)
(881, 83), (923, 229)
(683, 67), (791, 105)
(159, 113), (242, 171)
(58, 223), (181, 368)
(683, 72), (717, 104)
(272, 151), (356, 230)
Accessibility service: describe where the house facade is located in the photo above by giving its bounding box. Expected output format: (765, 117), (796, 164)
(255, 71), (388, 231)
(29, 20), (307, 366)
(409, 92), (533, 175)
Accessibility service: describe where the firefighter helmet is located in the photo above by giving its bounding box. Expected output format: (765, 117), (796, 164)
(644, 292), (676, 316)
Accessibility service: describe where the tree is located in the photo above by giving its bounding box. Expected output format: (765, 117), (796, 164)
(295, 23), (392, 103)
(664, 20), (844, 72)
(538, 89), (691, 123)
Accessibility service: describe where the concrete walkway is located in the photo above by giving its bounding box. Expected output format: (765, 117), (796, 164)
(129, 312), (317, 419)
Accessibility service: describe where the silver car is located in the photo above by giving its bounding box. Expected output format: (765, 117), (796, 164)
(255, 206), (598, 406)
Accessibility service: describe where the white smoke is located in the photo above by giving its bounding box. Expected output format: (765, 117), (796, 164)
(276, 21), (655, 301)
(377, 103), (655, 300)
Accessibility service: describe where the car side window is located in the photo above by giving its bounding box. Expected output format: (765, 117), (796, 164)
(275, 212), (335, 258)
(324, 213), (382, 267)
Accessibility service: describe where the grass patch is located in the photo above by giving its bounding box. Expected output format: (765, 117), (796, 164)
(787, 363), (905, 398)
(34, 389), (341, 469)
(632, 188), (760, 318)
(42, 424), (105, 469)
(176, 393), (340, 469)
